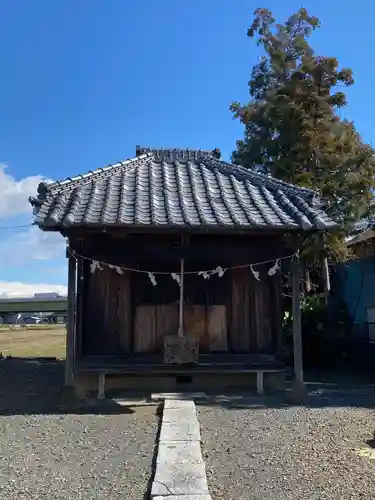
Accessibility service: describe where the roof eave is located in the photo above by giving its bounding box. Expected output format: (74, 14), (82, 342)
(34, 221), (336, 234)
(345, 228), (375, 246)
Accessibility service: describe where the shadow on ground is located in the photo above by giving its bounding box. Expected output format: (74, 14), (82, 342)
(192, 368), (375, 410)
(197, 372), (375, 410)
(194, 385), (375, 411)
(1, 358), (375, 414)
(0, 358), (135, 416)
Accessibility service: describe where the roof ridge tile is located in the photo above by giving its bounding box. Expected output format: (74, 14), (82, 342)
(136, 146), (221, 160)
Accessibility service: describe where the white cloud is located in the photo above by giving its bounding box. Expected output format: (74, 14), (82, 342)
(0, 167), (66, 297)
(0, 281), (67, 298)
(0, 228), (67, 297)
(0, 226), (66, 264)
(0, 164), (52, 218)
(0, 164), (63, 263)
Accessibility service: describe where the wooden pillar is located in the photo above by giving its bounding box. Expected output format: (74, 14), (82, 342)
(322, 256), (330, 306)
(65, 252), (77, 387)
(305, 266), (312, 294)
(75, 258), (84, 359)
(290, 255), (307, 403)
(271, 273), (283, 358)
(178, 258), (185, 337)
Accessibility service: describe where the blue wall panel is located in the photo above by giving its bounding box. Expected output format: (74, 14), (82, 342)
(335, 256), (375, 322)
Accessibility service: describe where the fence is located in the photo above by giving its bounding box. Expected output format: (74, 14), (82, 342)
(336, 321), (375, 343)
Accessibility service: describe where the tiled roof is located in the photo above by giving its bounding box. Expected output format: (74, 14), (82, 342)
(344, 216), (375, 245)
(29, 147), (337, 231)
(349, 216), (375, 235)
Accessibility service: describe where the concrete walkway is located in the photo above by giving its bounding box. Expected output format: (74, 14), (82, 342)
(151, 397), (211, 500)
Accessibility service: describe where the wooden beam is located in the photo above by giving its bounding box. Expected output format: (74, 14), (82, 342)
(69, 242), (290, 264)
(62, 225), (311, 238)
(290, 255), (307, 403)
(65, 251), (77, 387)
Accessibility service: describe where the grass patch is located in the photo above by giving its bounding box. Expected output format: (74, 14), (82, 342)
(0, 327), (66, 358)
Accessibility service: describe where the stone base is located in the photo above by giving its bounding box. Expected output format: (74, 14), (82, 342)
(287, 379), (308, 405)
(74, 373), (178, 398)
(72, 370), (286, 399)
(164, 335), (199, 365)
(59, 385), (78, 410)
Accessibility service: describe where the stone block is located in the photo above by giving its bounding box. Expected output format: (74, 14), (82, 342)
(152, 496), (212, 500)
(157, 441), (203, 464)
(159, 421), (201, 442)
(151, 461), (208, 497)
(162, 408), (197, 423)
(164, 334), (199, 364)
(113, 397), (153, 407)
(152, 394), (206, 404)
(163, 398), (196, 410)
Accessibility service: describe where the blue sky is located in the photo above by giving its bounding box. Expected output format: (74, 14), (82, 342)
(0, 0), (373, 296)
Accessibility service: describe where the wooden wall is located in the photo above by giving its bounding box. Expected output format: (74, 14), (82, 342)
(70, 231), (290, 264)
(133, 304), (227, 353)
(82, 265), (132, 356)
(131, 266), (229, 353)
(73, 231), (285, 357)
(230, 265), (275, 352)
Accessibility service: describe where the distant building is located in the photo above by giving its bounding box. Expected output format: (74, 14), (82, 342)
(33, 292), (61, 298)
(333, 217), (375, 340)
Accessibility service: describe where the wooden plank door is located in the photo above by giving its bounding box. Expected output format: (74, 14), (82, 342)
(184, 305), (207, 350)
(208, 305), (227, 351)
(184, 304), (228, 352)
(134, 304), (178, 352)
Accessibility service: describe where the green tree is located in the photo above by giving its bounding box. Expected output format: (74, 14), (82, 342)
(231, 7), (375, 261)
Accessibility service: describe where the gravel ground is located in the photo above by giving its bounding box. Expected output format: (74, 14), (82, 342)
(0, 360), (159, 500)
(198, 387), (375, 500)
